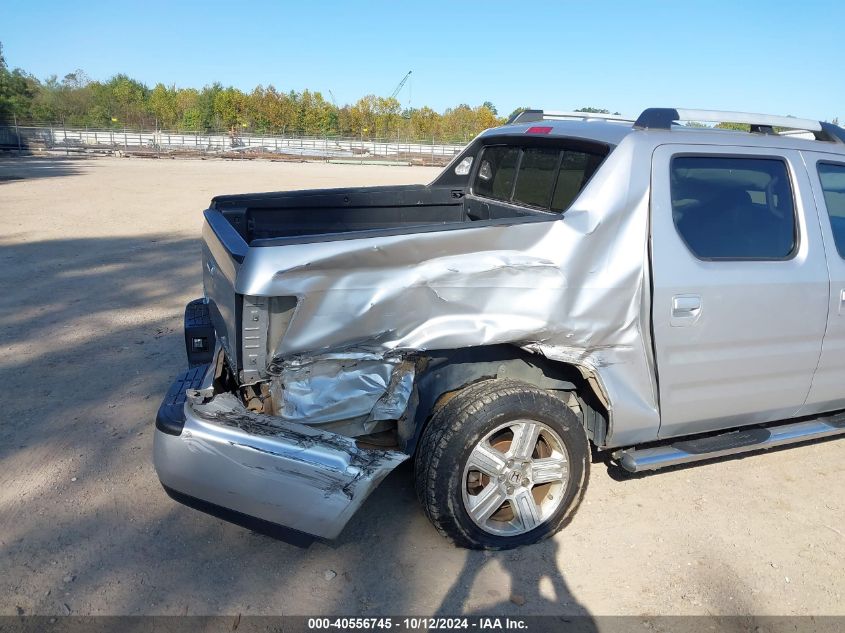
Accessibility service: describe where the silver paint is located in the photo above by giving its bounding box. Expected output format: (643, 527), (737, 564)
(153, 390), (408, 539)
(650, 144), (830, 438)
(797, 150), (845, 417)
(201, 123), (845, 447)
(272, 353), (413, 427)
(169, 118), (845, 539)
(232, 132), (660, 447)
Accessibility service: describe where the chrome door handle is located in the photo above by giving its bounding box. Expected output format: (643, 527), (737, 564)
(839, 289), (845, 316)
(670, 294), (702, 326)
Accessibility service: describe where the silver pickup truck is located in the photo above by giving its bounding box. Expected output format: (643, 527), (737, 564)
(154, 107), (845, 549)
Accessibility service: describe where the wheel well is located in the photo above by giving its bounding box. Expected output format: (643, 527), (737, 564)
(400, 345), (609, 454)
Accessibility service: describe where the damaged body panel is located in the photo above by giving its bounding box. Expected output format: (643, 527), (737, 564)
(214, 126), (659, 447)
(159, 119), (663, 541)
(154, 387), (407, 539)
(271, 354), (415, 436)
(155, 110), (845, 545)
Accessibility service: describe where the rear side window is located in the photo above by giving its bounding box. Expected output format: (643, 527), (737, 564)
(512, 148), (559, 208)
(552, 151), (604, 211)
(818, 162), (845, 258)
(474, 146), (519, 201)
(670, 156), (796, 260)
(473, 144), (604, 212)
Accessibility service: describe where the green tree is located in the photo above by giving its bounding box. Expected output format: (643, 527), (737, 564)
(213, 86), (247, 132)
(195, 84), (223, 130)
(149, 83), (179, 129)
(508, 106), (531, 121)
(475, 103), (501, 130)
(374, 96), (401, 138)
(300, 89), (332, 134)
(441, 104), (477, 142)
(409, 106), (440, 139)
(350, 95), (378, 137)
(87, 81), (115, 126)
(107, 74), (148, 126)
(0, 42), (39, 120)
(0, 41), (537, 140)
(714, 122), (750, 131)
(175, 87), (201, 130)
(181, 107), (204, 131)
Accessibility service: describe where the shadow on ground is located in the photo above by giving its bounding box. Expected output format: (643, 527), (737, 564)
(0, 234), (593, 618)
(0, 155), (88, 183)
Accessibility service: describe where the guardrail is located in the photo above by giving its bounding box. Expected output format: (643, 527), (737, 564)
(0, 124), (466, 166)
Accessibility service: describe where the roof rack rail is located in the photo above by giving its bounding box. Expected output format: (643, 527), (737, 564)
(508, 109), (635, 125)
(633, 108), (845, 144)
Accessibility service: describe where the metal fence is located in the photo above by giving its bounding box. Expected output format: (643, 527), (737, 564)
(0, 123), (466, 166)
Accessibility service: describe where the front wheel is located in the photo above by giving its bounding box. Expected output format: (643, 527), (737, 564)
(414, 379), (590, 549)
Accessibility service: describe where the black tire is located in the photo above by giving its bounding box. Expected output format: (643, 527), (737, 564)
(414, 379), (590, 549)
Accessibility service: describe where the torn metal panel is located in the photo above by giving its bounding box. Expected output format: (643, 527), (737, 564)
(153, 392), (408, 539)
(232, 136), (660, 447)
(270, 353), (414, 427)
(369, 360), (415, 422)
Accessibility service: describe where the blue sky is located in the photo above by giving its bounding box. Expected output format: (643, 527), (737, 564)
(2, 0), (843, 121)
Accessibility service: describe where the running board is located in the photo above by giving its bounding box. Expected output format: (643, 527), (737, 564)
(615, 412), (845, 473)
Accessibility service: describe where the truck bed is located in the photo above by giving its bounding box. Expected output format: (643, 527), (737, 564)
(210, 184), (548, 244)
(211, 185), (466, 243)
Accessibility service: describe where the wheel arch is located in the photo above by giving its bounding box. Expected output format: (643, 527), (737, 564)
(400, 344), (610, 454)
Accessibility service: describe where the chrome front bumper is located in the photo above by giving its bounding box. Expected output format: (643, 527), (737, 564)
(153, 368), (408, 539)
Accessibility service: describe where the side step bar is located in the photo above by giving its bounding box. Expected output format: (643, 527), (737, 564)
(615, 412), (845, 473)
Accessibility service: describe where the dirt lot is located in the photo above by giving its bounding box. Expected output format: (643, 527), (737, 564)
(0, 155), (843, 618)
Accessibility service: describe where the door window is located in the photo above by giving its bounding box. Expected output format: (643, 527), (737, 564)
(670, 156), (796, 260)
(817, 162), (845, 258)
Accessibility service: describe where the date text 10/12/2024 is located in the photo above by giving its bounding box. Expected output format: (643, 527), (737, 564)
(307, 618), (529, 631)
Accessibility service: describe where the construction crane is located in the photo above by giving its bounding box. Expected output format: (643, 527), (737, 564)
(389, 71), (412, 100)
(327, 89), (338, 107)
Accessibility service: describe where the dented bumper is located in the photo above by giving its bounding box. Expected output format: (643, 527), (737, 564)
(153, 367), (408, 539)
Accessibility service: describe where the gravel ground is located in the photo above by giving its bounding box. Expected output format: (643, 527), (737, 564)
(0, 155), (843, 618)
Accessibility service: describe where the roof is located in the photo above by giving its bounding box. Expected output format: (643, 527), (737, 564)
(483, 118), (634, 146)
(484, 110), (845, 156)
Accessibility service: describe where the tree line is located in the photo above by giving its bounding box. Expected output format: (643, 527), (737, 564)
(0, 43), (518, 143)
(2, 43), (840, 143)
